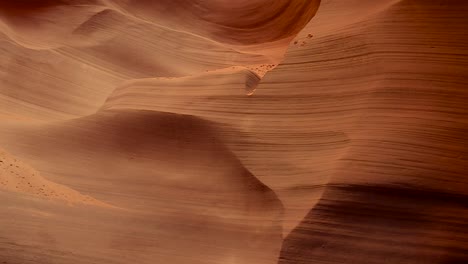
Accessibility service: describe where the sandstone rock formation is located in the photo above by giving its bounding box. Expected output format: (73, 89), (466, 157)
(0, 0), (467, 263)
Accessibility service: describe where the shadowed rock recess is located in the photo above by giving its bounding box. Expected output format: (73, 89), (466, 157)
(0, 0), (467, 263)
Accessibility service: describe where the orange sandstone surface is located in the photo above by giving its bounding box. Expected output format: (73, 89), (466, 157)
(0, 1), (467, 263)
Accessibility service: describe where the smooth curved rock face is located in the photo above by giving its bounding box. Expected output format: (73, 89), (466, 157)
(104, 0), (321, 45)
(1, 0), (468, 263)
